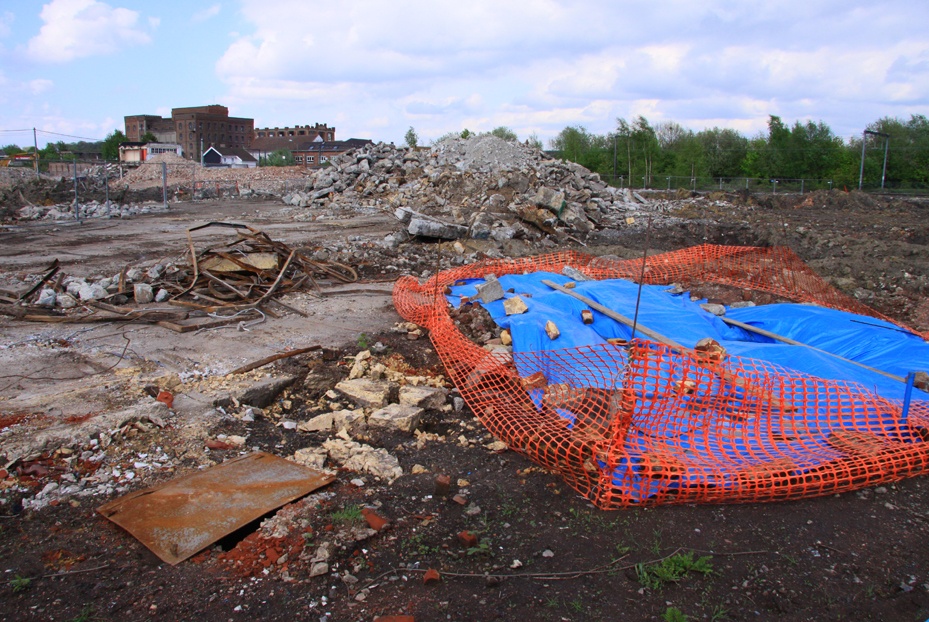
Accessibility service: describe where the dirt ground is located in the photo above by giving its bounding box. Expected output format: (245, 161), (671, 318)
(1, 190), (929, 622)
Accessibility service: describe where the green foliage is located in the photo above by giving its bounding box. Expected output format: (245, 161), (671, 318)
(404, 126), (418, 149)
(548, 112), (929, 188)
(636, 552), (714, 591)
(101, 129), (127, 160)
(141, 131), (158, 143)
(662, 606), (689, 622)
(10, 574), (31, 593)
(357, 333), (369, 350)
(466, 538), (492, 556)
(489, 126), (518, 142)
(330, 504), (363, 524)
(1, 143), (24, 155)
(460, 128), (472, 139)
(70, 605), (99, 622)
(263, 149), (294, 166)
(526, 132), (543, 151)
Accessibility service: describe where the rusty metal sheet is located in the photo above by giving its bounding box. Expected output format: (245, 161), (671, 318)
(97, 452), (334, 565)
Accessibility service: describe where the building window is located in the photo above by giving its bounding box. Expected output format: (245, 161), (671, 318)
(307, 156), (315, 163)
(320, 156), (328, 163)
(295, 156), (304, 163)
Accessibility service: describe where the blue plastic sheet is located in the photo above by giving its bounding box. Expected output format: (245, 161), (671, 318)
(449, 273), (929, 502)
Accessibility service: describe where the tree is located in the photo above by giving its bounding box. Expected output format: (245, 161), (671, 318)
(404, 126), (418, 149)
(141, 131), (157, 143)
(526, 133), (543, 151)
(489, 126), (518, 142)
(263, 149), (294, 166)
(696, 128), (748, 178)
(460, 129), (472, 139)
(1, 144), (23, 155)
(101, 129), (127, 161)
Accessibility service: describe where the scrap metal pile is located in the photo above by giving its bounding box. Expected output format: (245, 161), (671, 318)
(0, 223), (357, 332)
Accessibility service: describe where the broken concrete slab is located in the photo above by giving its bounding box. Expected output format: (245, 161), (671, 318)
(399, 385), (448, 410)
(407, 216), (468, 240)
(297, 409), (365, 434)
(503, 296), (529, 315)
(335, 378), (396, 408)
(323, 438), (403, 482)
(368, 403), (424, 434)
(475, 275), (504, 303)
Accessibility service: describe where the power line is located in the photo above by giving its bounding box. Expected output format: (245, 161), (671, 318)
(36, 129), (106, 142)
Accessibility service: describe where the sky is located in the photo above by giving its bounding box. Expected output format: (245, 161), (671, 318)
(1, 0), (928, 149)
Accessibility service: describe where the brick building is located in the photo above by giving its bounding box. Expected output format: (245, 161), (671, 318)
(124, 105), (255, 162)
(253, 123), (335, 142)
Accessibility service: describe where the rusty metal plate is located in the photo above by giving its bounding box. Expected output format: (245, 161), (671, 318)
(97, 452), (334, 565)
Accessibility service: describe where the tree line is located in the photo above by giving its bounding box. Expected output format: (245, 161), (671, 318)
(548, 115), (929, 190)
(2, 130), (129, 162)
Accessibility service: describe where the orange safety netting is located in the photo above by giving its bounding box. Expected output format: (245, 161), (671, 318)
(393, 244), (929, 508)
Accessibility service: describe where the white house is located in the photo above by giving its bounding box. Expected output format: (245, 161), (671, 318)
(202, 146), (258, 168)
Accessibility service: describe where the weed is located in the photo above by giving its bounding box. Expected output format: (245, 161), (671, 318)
(406, 533), (440, 557)
(544, 597), (560, 609)
(10, 575), (31, 593)
(330, 504), (363, 524)
(781, 553), (799, 566)
(636, 552), (714, 591)
(663, 606), (689, 622)
(710, 604), (729, 621)
(615, 543), (632, 556)
(466, 538), (493, 557)
(569, 598), (584, 613)
(357, 333), (369, 350)
(650, 529), (663, 554)
(70, 605), (99, 622)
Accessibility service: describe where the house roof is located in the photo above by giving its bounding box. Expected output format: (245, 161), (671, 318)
(204, 146), (257, 162)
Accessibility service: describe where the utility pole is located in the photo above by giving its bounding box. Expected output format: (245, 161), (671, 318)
(33, 128), (39, 178)
(858, 129), (889, 190)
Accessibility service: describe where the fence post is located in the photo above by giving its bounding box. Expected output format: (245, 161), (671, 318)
(162, 162), (168, 208)
(800, 179), (804, 194)
(105, 160), (110, 215)
(691, 177), (696, 192)
(772, 180), (778, 194)
(667, 177), (671, 191)
(73, 160), (80, 220)
(719, 178), (723, 190)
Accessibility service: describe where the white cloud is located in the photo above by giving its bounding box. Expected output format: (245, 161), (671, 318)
(192, 4), (221, 23)
(0, 11), (14, 37)
(26, 0), (152, 63)
(29, 79), (53, 94)
(213, 0), (929, 144)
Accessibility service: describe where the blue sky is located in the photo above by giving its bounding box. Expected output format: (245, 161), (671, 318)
(1, 0), (928, 149)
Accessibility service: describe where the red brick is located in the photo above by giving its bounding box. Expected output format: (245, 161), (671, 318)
(361, 508), (389, 532)
(457, 531), (478, 548)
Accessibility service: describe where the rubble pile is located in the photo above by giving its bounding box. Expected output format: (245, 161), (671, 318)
(16, 199), (169, 221)
(281, 135), (667, 243)
(0, 224), (358, 326)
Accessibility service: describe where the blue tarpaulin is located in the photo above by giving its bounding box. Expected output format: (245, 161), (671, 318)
(449, 272), (929, 501)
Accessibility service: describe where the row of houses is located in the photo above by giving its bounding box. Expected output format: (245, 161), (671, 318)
(122, 105), (371, 170)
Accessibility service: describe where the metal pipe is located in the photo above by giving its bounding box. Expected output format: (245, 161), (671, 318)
(162, 161), (168, 208)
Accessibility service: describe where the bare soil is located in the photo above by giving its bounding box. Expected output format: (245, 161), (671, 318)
(1, 191), (929, 622)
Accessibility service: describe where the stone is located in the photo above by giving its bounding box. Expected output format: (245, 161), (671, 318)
(134, 283), (154, 304)
(323, 438), (403, 482)
(434, 474), (451, 497)
(309, 562), (329, 577)
(562, 265), (591, 282)
(36, 288), (56, 307)
(369, 403), (425, 434)
(407, 216), (468, 240)
(297, 412), (335, 433)
(399, 385), (448, 410)
(57, 294), (78, 309)
(77, 282), (108, 301)
(503, 296), (528, 315)
(533, 187), (566, 214)
(700, 303), (727, 317)
(545, 320), (561, 339)
(236, 375), (297, 408)
(290, 447), (328, 470)
(154, 288), (170, 302)
(500, 330), (512, 346)
(475, 276), (504, 303)
(335, 378), (395, 408)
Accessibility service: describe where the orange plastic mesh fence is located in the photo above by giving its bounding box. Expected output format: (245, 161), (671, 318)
(393, 245), (929, 508)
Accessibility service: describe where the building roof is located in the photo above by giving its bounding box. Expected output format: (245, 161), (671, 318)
(204, 146), (257, 162)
